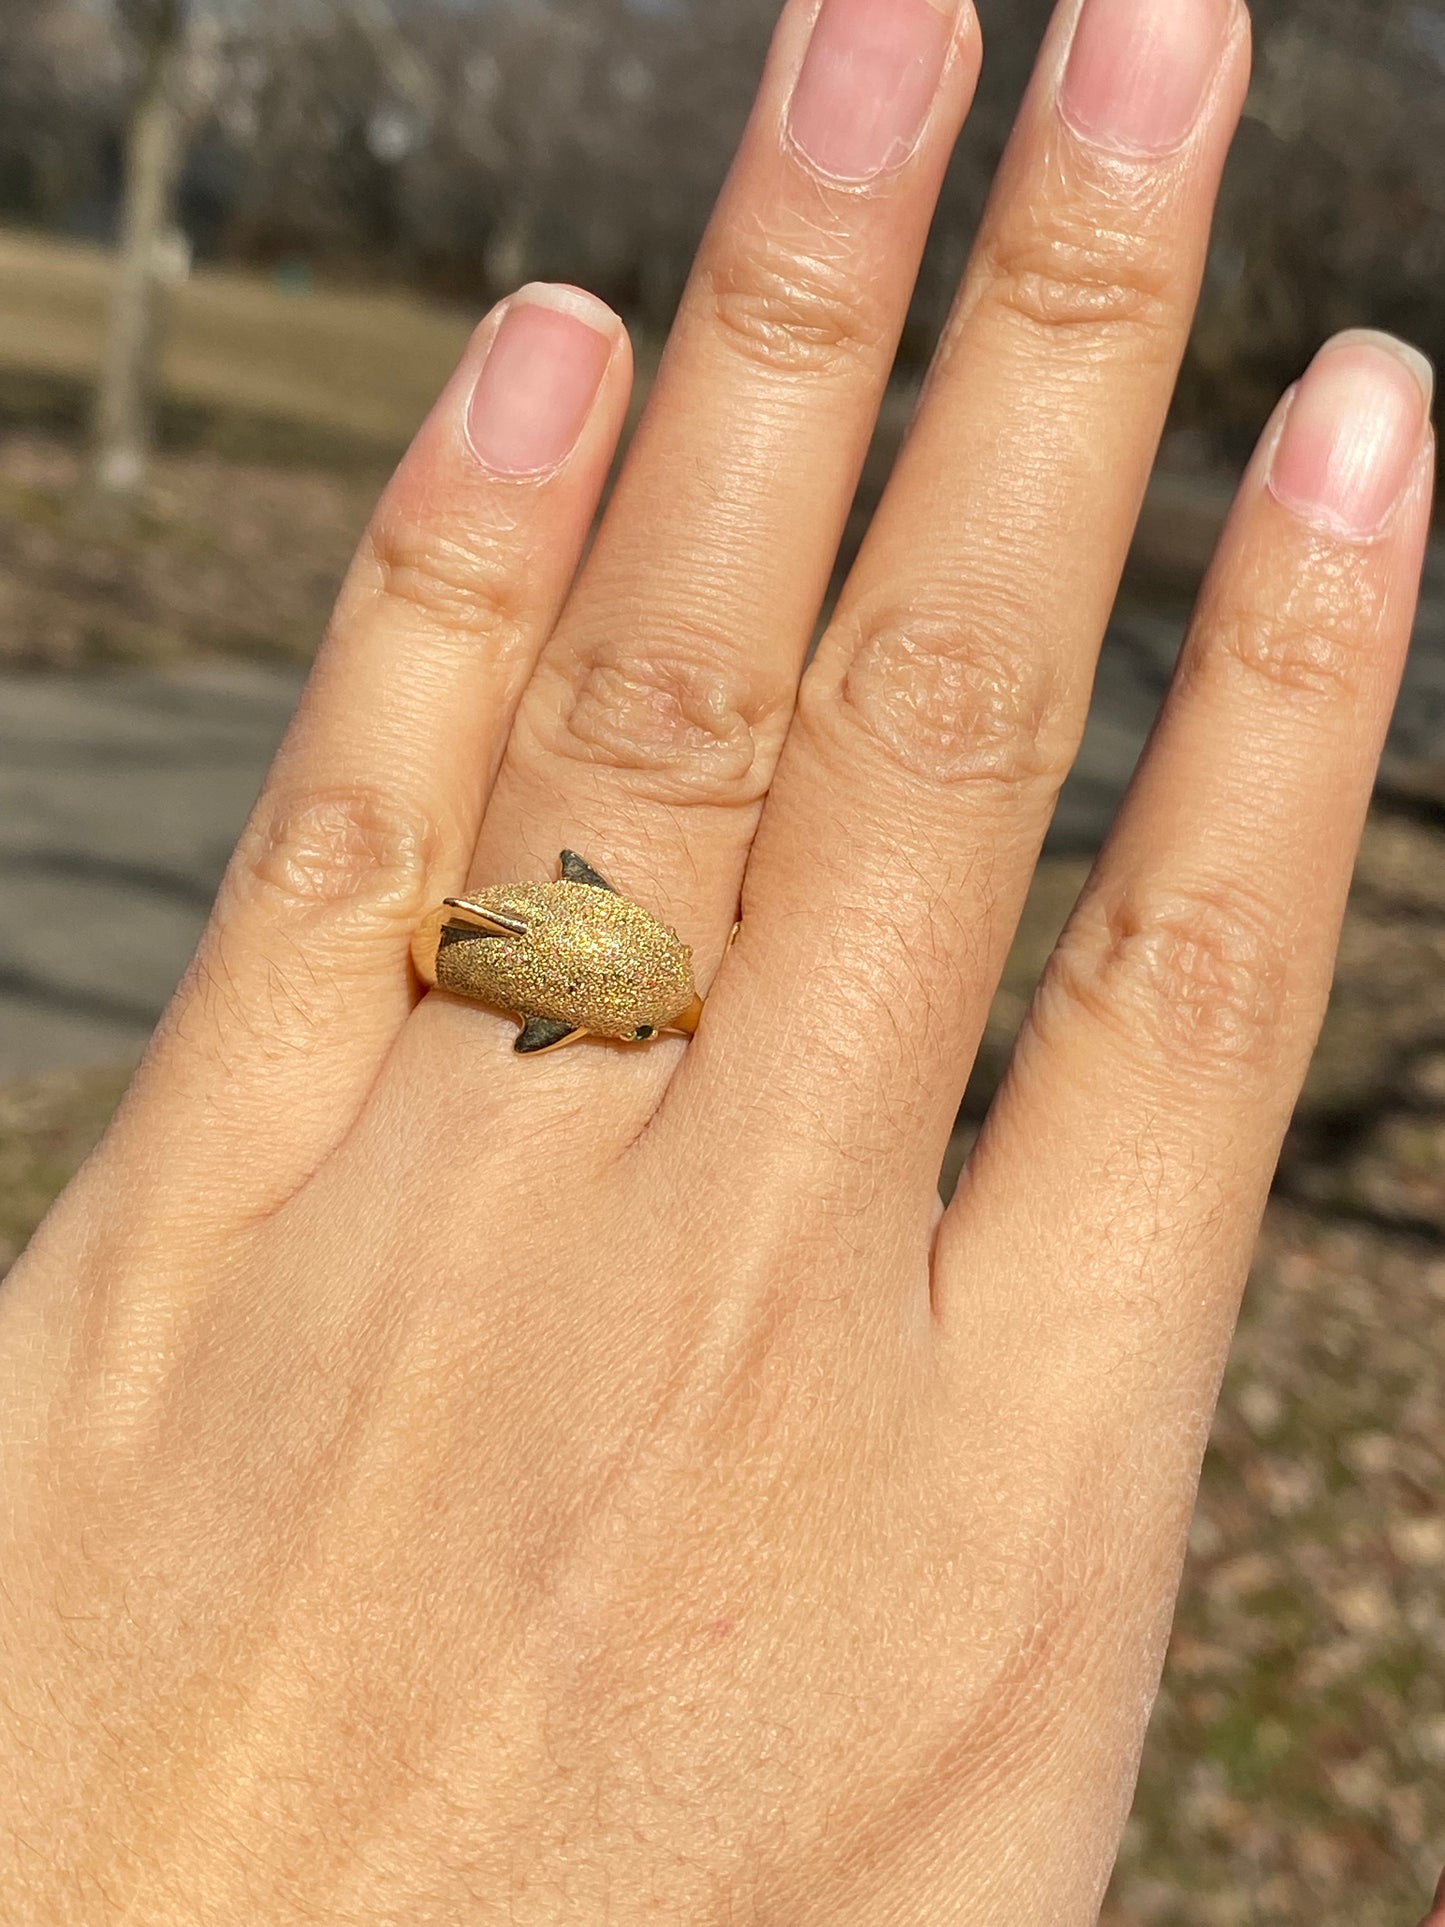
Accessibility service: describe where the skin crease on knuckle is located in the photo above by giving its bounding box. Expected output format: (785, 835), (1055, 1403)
(814, 602), (1079, 797)
(360, 505), (535, 653)
(979, 189), (1179, 353)
(228, 785), (440, 931)
(962, 110), (1196, 361)
(1194, 519), (1396, 708)
(705, 206), (892, 381)
(526, 638), (781, 806)
(1038, 879), (1291, 1084)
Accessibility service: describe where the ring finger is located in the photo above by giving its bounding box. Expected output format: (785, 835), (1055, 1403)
(431, 0), (983, 1024)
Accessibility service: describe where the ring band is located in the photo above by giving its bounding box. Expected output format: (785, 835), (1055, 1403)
(412, 850), (702, 1056)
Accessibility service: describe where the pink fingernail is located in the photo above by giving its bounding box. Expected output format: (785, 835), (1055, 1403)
(1060, 0), (1233, 157)
(1268, 333), (1433, 539)
(466, 284), (617, 477)
(786, 0), (958, 184)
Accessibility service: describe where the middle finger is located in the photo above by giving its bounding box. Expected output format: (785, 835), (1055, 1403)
(689, 0), (1251, 1191)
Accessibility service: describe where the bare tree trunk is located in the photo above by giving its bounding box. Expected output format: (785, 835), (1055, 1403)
(483, 204), (535, 300)
(90, 0), (188, 502)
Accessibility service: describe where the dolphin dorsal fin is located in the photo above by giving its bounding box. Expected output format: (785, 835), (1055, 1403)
(560, 851), (618, 893)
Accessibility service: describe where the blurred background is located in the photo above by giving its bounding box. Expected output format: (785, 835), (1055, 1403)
(2, 0), (1445, 1918)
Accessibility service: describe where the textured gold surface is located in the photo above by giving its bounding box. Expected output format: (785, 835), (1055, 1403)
(434, 880), (695, 1040)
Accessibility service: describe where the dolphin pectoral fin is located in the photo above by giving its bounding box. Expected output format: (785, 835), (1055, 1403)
(515, 1016), (585, 1056)
(560, 851), (619, 893)
(443, 897), (529, 938)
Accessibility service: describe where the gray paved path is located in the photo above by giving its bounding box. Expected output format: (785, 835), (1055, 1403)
(5, 553), (1445, 1078)
(1, 662), (302, 1075)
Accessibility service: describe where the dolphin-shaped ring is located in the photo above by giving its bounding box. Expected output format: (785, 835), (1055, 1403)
(411, 851), (704, 1055)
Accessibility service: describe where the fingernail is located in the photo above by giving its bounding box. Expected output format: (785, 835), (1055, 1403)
(1268, 332), (1434, 538)
(787, 0), (958, 184)
(1060, 0), (1233, 157)
(466, 284), (617, 477)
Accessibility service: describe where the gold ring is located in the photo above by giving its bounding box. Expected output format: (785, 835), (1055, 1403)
(411, 850), (703, 1056)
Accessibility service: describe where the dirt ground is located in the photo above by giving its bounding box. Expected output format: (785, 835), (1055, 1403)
(0, 430), (378, 666)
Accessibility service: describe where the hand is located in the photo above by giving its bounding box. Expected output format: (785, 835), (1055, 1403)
(2, 0), (1433, 1919)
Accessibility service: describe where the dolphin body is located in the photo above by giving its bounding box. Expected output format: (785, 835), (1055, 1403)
(411, 850), (701, 1055)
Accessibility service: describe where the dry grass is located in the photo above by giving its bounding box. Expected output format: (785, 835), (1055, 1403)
(0, 227), (475, 455)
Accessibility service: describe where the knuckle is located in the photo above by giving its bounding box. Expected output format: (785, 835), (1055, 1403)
(705, 220), (885, 377)
(978, 200), (1177, 350)
(531, 637), (775, 807)
(363, 508), (531, 645)
(808, 605), (1075, 797)
(1043, 882), (1287, 1075)
(1202, 589), (1377, 705)
(230, 785), (438, 924)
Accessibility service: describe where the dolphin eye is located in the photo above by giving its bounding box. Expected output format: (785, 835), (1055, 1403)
(632, 1025), (656, 1041)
